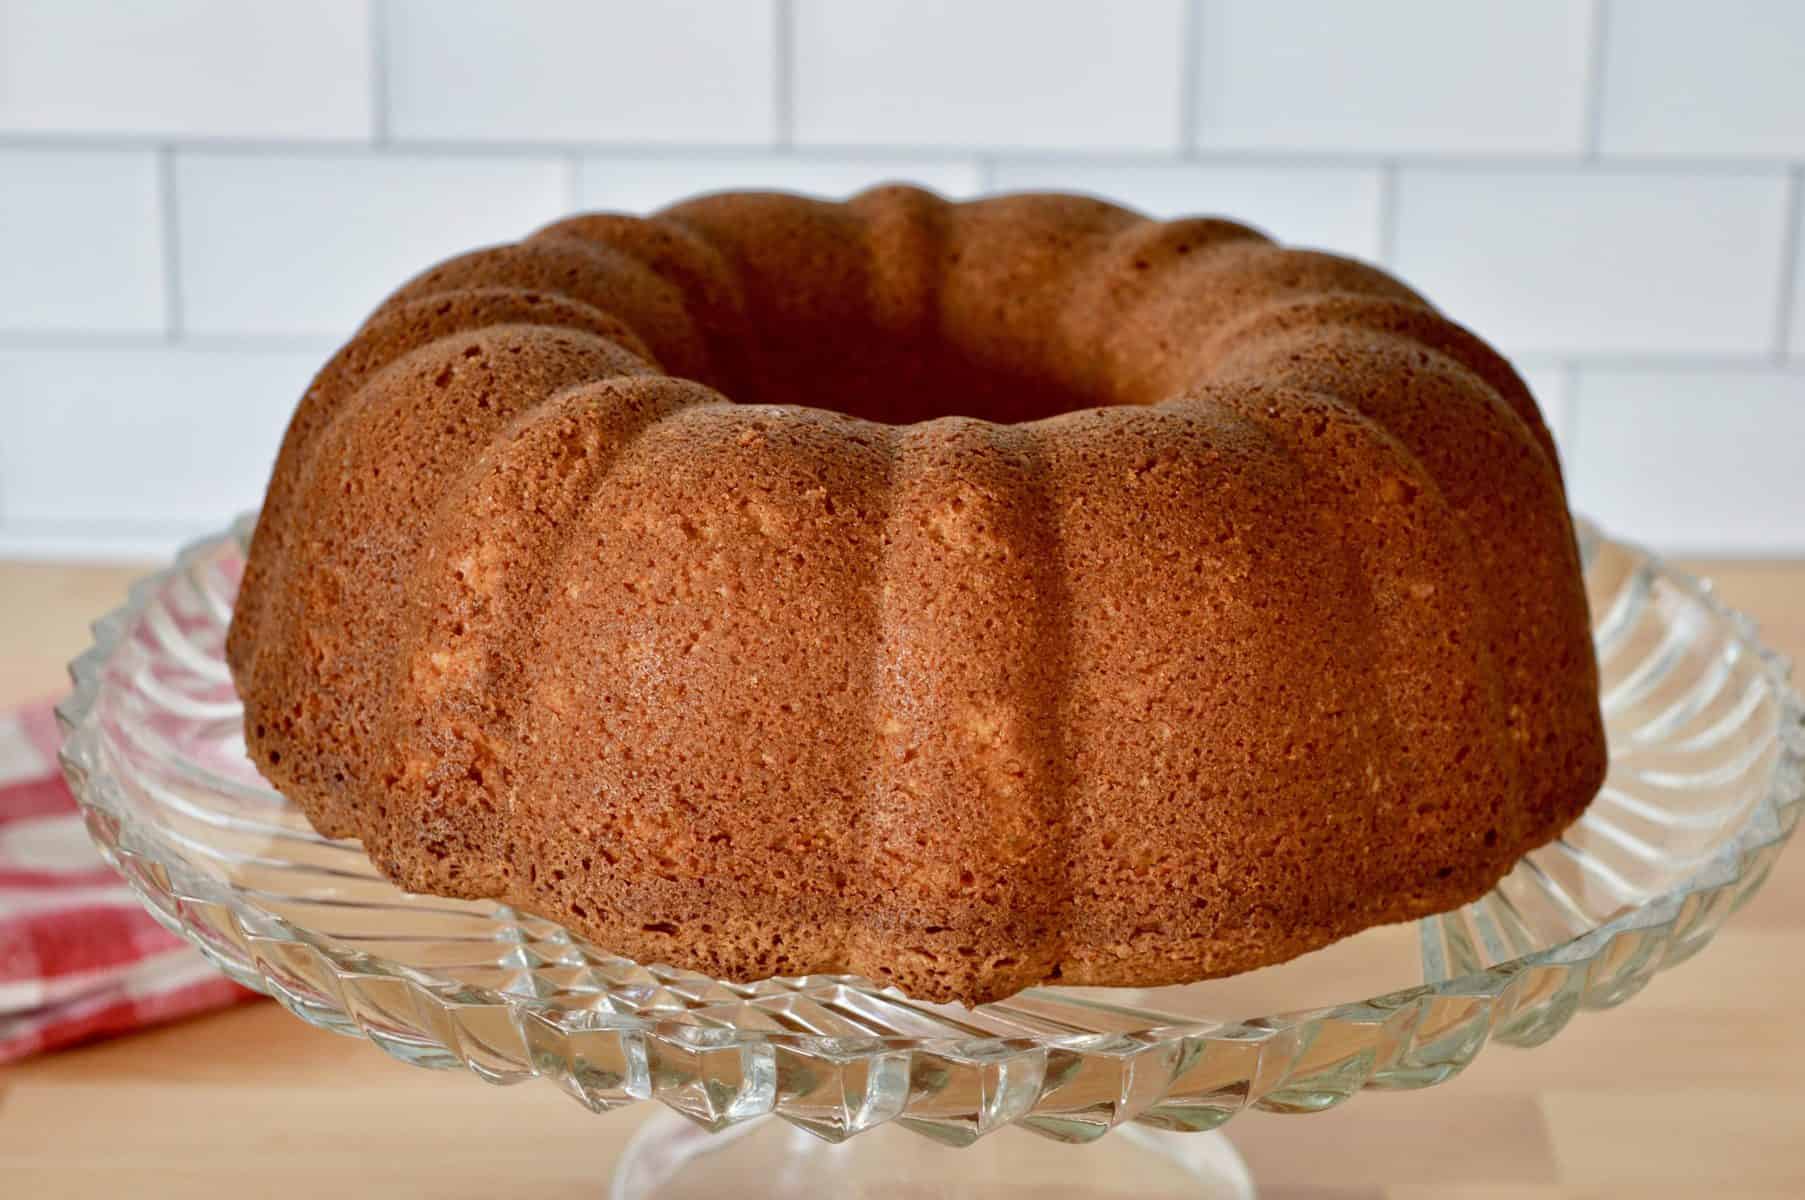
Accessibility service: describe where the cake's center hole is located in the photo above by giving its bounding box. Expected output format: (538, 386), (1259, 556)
(723, 332), (1118, 426)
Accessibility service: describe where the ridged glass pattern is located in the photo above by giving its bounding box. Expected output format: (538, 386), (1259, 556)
(58, 516), (1803, 1146)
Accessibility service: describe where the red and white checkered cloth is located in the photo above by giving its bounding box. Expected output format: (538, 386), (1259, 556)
(0, 700), (255, 1062)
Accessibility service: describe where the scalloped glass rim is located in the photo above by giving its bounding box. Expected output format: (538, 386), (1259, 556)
(55, 514), (1805, 1140)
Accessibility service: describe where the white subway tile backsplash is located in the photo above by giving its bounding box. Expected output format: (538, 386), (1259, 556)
(792, 0), (1184, 151)
(0, 0), (370, 140)
(0, 347), (320, 557)
(989, 161), (1384, 262)
(384, 0), (777, 145)
(1392, 169), (1791, 357)
(1599, 0), (1805, 158)
(0, 2), (1802, 559)
(175, 153), (570, 339)
(1566, 367), (1805, 554)
(577, 156), (983, 213)
(0, 149), (164, 334)
(1193, 0), (1593, 155)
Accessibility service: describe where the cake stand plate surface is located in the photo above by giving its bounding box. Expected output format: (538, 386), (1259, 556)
(57, 516), (1804, 1198)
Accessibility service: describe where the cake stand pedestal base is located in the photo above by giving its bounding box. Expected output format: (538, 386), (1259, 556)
(610, 1107), (1257, 1198)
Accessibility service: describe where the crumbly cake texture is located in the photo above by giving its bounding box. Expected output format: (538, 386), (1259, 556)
(225, 186), (1607, 1005)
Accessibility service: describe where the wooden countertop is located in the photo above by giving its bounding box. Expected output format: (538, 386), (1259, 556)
(2, 558), (1802, 1199)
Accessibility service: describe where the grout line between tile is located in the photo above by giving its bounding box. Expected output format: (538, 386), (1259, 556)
(1178, 0), (1203, 159)
(1507, 352), (1805, 374)
(2, 131), (1799, 176)
(369, 0), (391, 144)
(773, 0), (795, 150)
(563, 153), (583, 211)
(155, 146), (183, 341)
(1376, 161), (1400, 267)
(0, 330), (339, 352)
(1582, 0), (1611, 159)
(0, 331), (168, 351)
(1771, 167), (1803, 360)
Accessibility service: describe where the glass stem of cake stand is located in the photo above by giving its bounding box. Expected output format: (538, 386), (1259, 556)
(609, 1106), (1257, 1198)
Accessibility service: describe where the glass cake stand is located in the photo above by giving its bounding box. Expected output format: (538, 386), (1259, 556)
(58, 515), (1804, 1198)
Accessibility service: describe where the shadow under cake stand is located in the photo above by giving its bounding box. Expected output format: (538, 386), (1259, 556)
(58, 516), (1805, 1198)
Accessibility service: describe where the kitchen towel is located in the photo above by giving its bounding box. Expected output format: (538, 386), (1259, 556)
(0, 700), (253, 1062)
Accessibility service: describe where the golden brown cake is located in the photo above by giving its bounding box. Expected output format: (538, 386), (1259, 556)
(225, 185), (1607, 1005)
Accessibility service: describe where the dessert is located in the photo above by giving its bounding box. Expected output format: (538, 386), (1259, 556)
(226, 186), (1606, 1004)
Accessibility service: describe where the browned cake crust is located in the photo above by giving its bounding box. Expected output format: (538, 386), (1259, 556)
(225, 186), (1607, 1005)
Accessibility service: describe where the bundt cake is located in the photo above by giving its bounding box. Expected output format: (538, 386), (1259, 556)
(225, 185), (1607, 1005)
